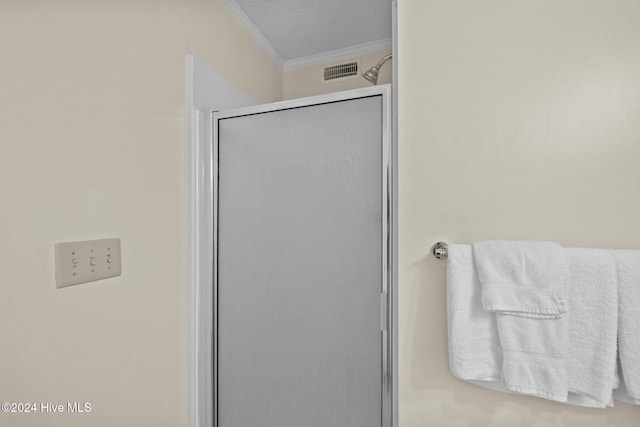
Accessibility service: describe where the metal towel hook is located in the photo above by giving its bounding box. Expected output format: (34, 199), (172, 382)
(432, 242), (448, 259)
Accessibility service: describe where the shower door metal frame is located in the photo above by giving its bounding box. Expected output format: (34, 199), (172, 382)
(211, 85), (396, 427)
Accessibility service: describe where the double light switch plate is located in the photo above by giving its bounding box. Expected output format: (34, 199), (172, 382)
(55, 238), (121, 288)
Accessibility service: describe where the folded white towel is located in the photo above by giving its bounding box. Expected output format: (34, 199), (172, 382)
(447, 245), (567, 402)
(472, 241), (568, 401)
(565, 248), (618, 407)
(447, 244), (502, 381)
(447, 242), (623, 407)
(495, 311), (568, 401)
(612, 250), (640, 404)
(472, 241), (567, 318)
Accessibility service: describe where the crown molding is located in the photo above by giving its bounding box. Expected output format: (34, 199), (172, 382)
(220, 0), (285, 68)
(221, 0), (391, 72)
(284, 38), (392, 70)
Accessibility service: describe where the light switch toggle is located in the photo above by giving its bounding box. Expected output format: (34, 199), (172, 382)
(90, 257), (96, 266)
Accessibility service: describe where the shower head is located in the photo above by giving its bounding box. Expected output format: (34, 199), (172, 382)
(362, 68), (380, 85)
(362, 54), (392, 85)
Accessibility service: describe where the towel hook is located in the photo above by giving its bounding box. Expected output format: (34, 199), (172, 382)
(432, 242), (448, 259)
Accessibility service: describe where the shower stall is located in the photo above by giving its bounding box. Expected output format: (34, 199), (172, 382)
(213, 85), (395, 427)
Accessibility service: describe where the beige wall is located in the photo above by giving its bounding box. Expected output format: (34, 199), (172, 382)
(0, 1), (281, 426)
(283, 49), (392, 100)
(398, 1), (640, 426)
(4, 0), (640, 426)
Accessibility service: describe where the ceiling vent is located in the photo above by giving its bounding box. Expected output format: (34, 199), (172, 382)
(323, 61), (359, 82)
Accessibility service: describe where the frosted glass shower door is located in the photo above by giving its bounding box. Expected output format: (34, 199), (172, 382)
(213, 86), (393, 427)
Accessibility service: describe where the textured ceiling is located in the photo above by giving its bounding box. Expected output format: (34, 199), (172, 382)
(231, 0), (392, 61)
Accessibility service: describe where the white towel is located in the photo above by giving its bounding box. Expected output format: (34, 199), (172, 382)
(472, 241), (567, 318)
(612, 250), (640, 404)
(472, 241), (568, 401)
(446, 244), (502, 381)
(447, 244), (566, 402)
(495, 312), (568, 401)
(565, 248), (618, 408)
(447, 242), (623, 407)
(446, 244), (558, 399)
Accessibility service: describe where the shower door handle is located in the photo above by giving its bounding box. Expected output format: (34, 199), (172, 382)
(381, 292), (391, 394)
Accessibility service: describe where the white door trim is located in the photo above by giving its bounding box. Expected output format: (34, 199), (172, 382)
(188, 54), (256, 427)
